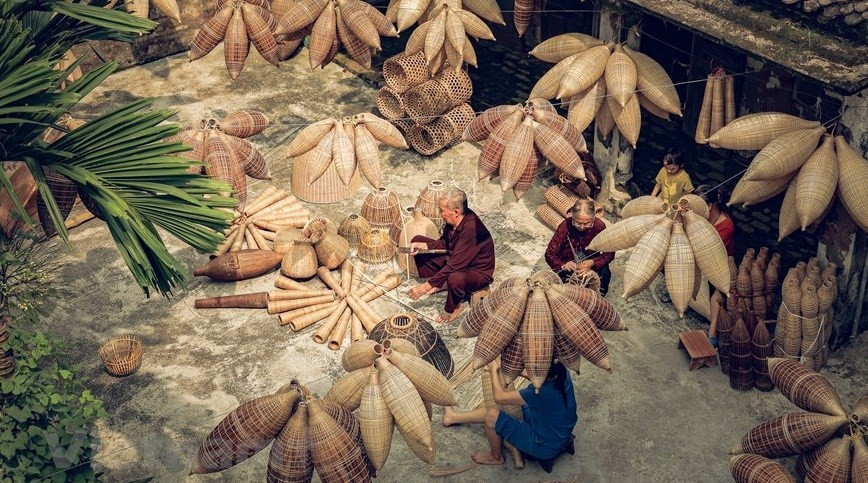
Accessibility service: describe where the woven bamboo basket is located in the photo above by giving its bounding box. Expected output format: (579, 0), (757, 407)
(717, 308), (734, 374)
(554, 284), (626, 331)
(458, 277), (524, 338)
(387, 349), (456, 406)
(499, 116), (534, 191)
(544, 185), (580, 217)
(342, 339), (381, 372)
(473, 284), (530, 370)
(368, 314), (454, 378)
(817, 278), (835, 314)
(795, 135), (837, 230)
(416, 179), (448, 230)
(706, 113), (822, 151)
(795, 446), (822, 481)
(587, 213), (664, 253)
(695, 75), (714, 144)
(835, 136), (868, 232)
(267, 401), (312, 482)
(338, 214), (370, 247)
(99, 335), (143, 377)
(191, 385), (299, 474)
(358, 229), (393, 264)
(710, 75), (724, 137)
(623, 46), (681, 116)
(224, 8), (249, 80)
(805, 436), (852, 483)
(442, 103), (476, 142)
(745, 126), (825, 182)
(529, 269), (561, 286)
(407, 120), (453, 155)
(358, 369), (394, 471)
(777, 179), (800, 241)
(311, 230), (349, 269)
(395, 208), (439, 277)
(478, 109), (523, 180)
(684, 210), (731, 295)
(361, 187), (401, 231)
(317, 398), (374, 476)
(566, 78), (606, 133)
(375, 357), (435, 464)
(622, 217), (673, 298)
(528, 53), (578, 100)
(463, 104), (519, 142)
(724, 75), (736, 125)
(521, 288), (554, 391)
(664, 223), (695, 317)
(383, 52), (430, 93)
(752, 320), (775, 391)
(307, 400), (373, 482)
(536, 203), (567, 231)
(729, 454), (796, 483)
(193, 250), (283, 281)
(553, 328), (582, 374)
(324, 367), (369, 411)
(605, 46), (637, 108)
(607, 92), (641, 148)
(637, 92), (671, 121)
(546, 286), (611, 371)
(221, 110), (269, 139)
(766, 358), (847, 416)
(437, 69), (473, 105)
(732, 412), (848, 458)
(729, 316), (754, 391)
(852, 434), (868, 482)
(557, 45), (611, 99)
(500, 333), (524, 383)
(621, 195), (667, 218)
(529, 32), (600, 63)
(404, 79), (452, 122)
(281, 239), (319, 278)
(292, 148), (361, 204)
(376, 87), (406, 121)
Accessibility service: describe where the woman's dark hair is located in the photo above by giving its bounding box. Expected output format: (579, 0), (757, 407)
(695, 184), (729, 209)
(662, 149), (684, 168)
(547, 360), (569, 405)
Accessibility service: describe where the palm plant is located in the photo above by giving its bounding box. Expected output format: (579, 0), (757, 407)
(0, 0), (235, 297)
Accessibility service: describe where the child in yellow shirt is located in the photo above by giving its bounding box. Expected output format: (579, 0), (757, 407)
(651, 150), (694, 208)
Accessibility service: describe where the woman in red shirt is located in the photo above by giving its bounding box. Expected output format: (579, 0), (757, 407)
(696, 187), (735, 347)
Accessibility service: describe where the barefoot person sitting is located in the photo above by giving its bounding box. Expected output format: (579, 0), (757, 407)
(406, 189), (495, 323)
(442, 360), (578, 466)
(545, 199), (614, 295)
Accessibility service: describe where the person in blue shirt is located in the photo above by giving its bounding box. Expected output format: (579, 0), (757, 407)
(442, 359), (578, 465)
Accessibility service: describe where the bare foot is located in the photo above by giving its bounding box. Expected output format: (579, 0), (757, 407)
(471, 451), (504, 465)
(425, 285), (440, 295)
(449, 303), (465, 321)
(436, 311), (451, 323)
(442, 406), (455, 427)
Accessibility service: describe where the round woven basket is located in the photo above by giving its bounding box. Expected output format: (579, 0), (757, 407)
(404, 79), (452, 122)
(416, 179), (448, 231)
(437, 69), (473, 105)
(358, 229), (394, 264)
(407, 121), (453, 155)
(376, 87), (406, 121)
(360, 187), (401, 231)
(368, 313), (454, 378)
(99, 335), (142, 377)
(442, 103), (476, 140)
(383, 52), (430, 94)
(337, 214), (370, 248)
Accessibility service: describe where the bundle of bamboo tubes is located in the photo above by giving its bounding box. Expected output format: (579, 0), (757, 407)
(695, 68), (736, 145)
(213, 187), (311, 256)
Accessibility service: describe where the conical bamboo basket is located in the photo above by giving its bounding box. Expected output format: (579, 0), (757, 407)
(464, 105), (521, 142)
(358, 229), (394, 264)
(387, 349), (456, 406)
(375, 357), (435, 464)
(804, 436), (852, 483)
(622, 217), (673, 298)
(852, 434), (868, 482)
(706, 113), (822, 151)
(361, 187), (401, 231)
(554, 284), (626, 331)
(358, 369), (394, 471)
(342, 339), (381, 372)
(729, 172), (794, 208)
(729, 454), (796, 483)
(665, 223), (696, 317)
(604, 45), (637, 107)
(732, 412), (848, 458)
(835, 136), (868, 232)
(292, 147), (361, 203)
(795, 135), (837, 230)
(624, 46), (682, 116)
(324, 367), (369, 411)
(621, 195), (667, 218)
(458, 277), (524, 338)
(567, 79), (606, 132)
(717, 308), (734, 374)
(267, 401), (312, 483)
(308, 400), (372, 482)
(529, 53), (578, 100)
(415, 179), (448, 230)
(396, 209), (440, 276)
(546, 286), (611, 371)
(557, 45), (611, 99)
(684, 210), (730, 295)
(472, 284), (530, 369)
(729, 315), (754, 391)
(338, 214), (370, 248)
(607, 93), (641, 148)
(192, 385), (299, 474)
(587, 213), (664, 253)
(766, 358), (847, 416)
(368, 313), (454, 377)
(709, 75), (724, 137)
(500, 333), (524, 384)
(529, 32), (600, 63)
(744, 126), (825, 181)
(521, 288), (554, 391)
(695, 75), (714, 144)
(752, 319), (775, 391)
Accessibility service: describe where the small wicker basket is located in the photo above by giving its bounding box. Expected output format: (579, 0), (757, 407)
(99, 335), (142, 377)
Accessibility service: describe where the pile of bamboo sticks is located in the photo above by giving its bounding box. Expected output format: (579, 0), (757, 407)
(214, 187), (311, 256)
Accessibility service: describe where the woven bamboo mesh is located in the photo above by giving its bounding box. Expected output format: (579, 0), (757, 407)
(852, 434), (868, 482)
(729, 316), (754, 391)
(530, 32), (600, 62)
(586, 213), (663, 253)
(604, 46), (636, 107)
(555, 283), (626, 331)
(664, 223), (696, 317)
(358, 369), (394, 471)
(389, 205), (413, 245)
(694, 74), (714, 144)
(407, 120), (454, 155)
(438, 69), (473, 105)
(387, 349), (456, 406)
(717, 309), (734, 375)
(706, 113), (822, 151)
(607, 93), (641, 148)
(835, 135), (868, 232)
(557, 45), (611, 99)
(710, 76), (724, 136)
(499, 117), (534, 191)
(404, 79), (452, 121)
(358, 229), (393, 264)
(194, 250), (283, 281)
(342, 339), (380, 372)
(415, 179), (448, 230)
(473, 284), (530, 370)
(729, 454), (796, 483)
(375, 357), (435, 464)
(312, 231), (349, 269)
(729, 172), (795, 207)
(529, 269), (562, 286)
(266, 400), (311, 482)
(98, 335), (143, 377)
(458, 277), (524, 338)
(528, 53), (576, 100)
(500, 333), (524, 383)
(521, 289), (554, 390)
(684, 210), (731, 295)
(805, 436), (852, 483)
(442, 103), (476, 139)
(361, 187), (401, 230)
(308, 400), (373, 482)
(536, 203), (567, 231)
(544, 185), (580, 217)
(622, 217), (672, 298)
(338, 214), (370, 247)
(745, 127), (825, 182)
(376, 87), (406, 120)
(368, 314), (454, 378)
(192, 385), (299, 474)
(732, 412), (848, 458)
(325, 367), (369, 410)
(292, 148), (361, 204)
(621, 195), (667, 218)
(752, 320), (775, 391)
(795, 135), (837, 229)
(622, 46), (681, 116)
(281, 240), (319, 278)
(766, 358), (847, 416)
(463, 104), (518, 142)
(546, 286), (611, 371)
(478, 109), (522, 180)
(383, 52), (430, 93)
(319, 398), (377, 477)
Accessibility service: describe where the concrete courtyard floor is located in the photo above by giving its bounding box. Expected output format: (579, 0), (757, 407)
(44, 46), (868, 482)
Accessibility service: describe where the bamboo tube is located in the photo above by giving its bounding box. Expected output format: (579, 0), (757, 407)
(254, 211), (311, 223)
(695, 75), (713, 144)
(231, 222), (247, 251)
(194, 292), (269, 308)
(274, 276), (309, 291)
(283, 303), (341, 330)
(244, 227), (259, 250)
(328, 309), (353, 350)
(268, 294), (335, 314)
(250, 225), (270, 250)
(318, 267), (346, 297)
(254, 206), (310, 218)
(724, 75), (735, 125)
(357, 294), (384, 326)
(340, 260), (353, 294)
(314, 301), (349, 343)
(252, 196), (297, 217)
(268, 289), (335, 301)
(244, 186), (281, 214)
(251, 219), (284, 233)
(349, 262), (366, 341)
(351, 315), (364, 341)
(214, 225), (241, 255)
(346, 294), (379, 332)
(277, 301), (339, 327)
(710, 75), (724, 136)
(260, 229), (276, 241)
(359, 275), (403, 302)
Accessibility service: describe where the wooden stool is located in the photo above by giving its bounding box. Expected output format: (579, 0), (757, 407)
(522, 435), (575, 474)
(678, 330), (719, 371)
(469, 285), (491, 308)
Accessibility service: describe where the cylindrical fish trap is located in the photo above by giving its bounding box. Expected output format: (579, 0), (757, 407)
(729, 316), (754, 391)
(717, 309), (734, 375)
(407, 120), (453, 155)
(404, 79), (452, 123)
(376, 87), (406, 121)
(751, 319), (775, 391)
(368, 313), (454, 378)
(437, 69), (473, 106)
(383, 52), (430, 94)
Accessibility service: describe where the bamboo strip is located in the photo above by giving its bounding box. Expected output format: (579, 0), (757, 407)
(244, 227), (259, 250)
(250, 226), (270, 251)
(340, 260), (353, 294)
(274, 276), (309, 291)
(328, 309), (353, 350)
(194, 292), (269, 308)
(314, 301), (349, 343)
(318, 267), (346, 297)
(284, 303), (341, 330)
(277, 301), (339, 327)
(268, 294), (336, 314)
(260, 229), (276, 241)
(268, 289), (335, 301)
(231, 222), (247, 251)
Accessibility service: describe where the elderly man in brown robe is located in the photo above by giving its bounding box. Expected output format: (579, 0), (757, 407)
(406, 189), (495, 323)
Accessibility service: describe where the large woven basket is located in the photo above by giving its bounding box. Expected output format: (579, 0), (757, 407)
(415, 179), (448, 231)
(376, 87), (406, 121)
(99, 335), (143, 377)
(383, 52), (430, 93)
(368, 313), (454, 378)
(292, 149), (361, 204)
(358, 229), (394, 264)
(361, 187), (401, 231)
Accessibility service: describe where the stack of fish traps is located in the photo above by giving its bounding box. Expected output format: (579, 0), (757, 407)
(377, 52), (476, 155)
(459, 270), (626, 389)
(191, 380), (378, 482)
(729, 358), (868, 483)
(324, 338), (458, 468)
(716, 248), (782, 392)
(774, 257), (838, 372)
(535, 157), (604, 230)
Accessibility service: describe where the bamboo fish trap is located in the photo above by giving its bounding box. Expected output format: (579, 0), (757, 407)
(368, 313), (454, 378)
(213, 187), (311, 256)
(191, 2), (280, 79)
